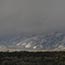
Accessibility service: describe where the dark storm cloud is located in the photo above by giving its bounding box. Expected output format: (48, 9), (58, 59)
(0, 0), (65, 35)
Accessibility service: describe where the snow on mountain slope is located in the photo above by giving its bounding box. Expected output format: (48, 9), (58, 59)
(0, 32), (65, 51)
(16, 32), (65, 51)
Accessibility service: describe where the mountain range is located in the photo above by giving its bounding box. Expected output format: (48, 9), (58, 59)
(0, 32), (65, 51)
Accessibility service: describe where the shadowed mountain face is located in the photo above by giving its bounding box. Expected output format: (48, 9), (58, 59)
(0, 32), (65, 51)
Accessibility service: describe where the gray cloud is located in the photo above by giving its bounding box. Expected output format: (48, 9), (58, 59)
(0, 0), (65, 35)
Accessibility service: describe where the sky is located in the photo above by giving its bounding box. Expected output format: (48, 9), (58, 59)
(0, 0), (65, 36)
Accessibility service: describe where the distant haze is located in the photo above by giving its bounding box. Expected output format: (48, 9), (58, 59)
(0, 0), (65, 36)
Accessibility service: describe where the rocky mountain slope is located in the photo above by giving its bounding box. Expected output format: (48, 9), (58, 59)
(0, 32), (65, 51)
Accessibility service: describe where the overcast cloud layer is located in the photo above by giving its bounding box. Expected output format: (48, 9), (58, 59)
(0, 0), (65, 35)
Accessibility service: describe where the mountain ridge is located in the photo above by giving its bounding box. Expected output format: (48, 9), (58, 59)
(0, 32), (65, 51)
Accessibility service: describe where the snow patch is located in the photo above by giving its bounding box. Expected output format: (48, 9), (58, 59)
(16, 42), (22, 46)
(58, 45), (64, 49)
(33, 46), (37, 49)
(21, 43), (26, 46)
(25, 43), (31, 48)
